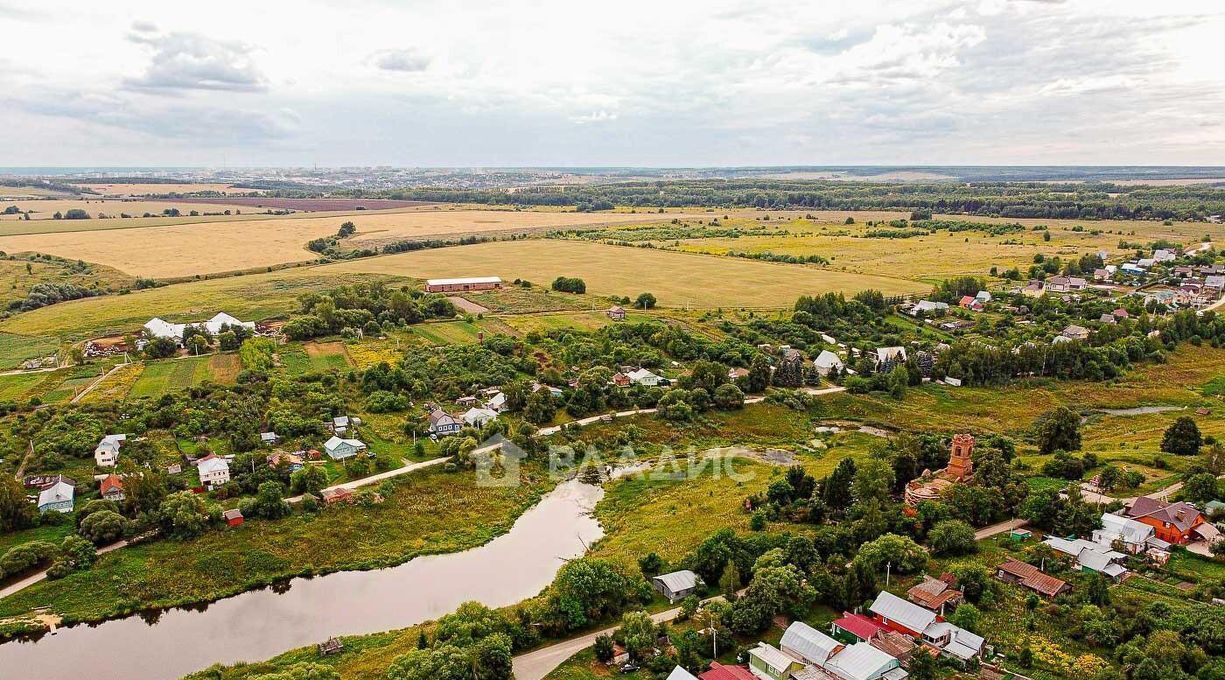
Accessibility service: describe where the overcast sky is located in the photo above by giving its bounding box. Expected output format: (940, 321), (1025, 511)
(1, 0), (1223, 167)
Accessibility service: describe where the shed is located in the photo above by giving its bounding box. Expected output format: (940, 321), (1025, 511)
(222, 508), (244, 527)
(651, 569), (701, 602)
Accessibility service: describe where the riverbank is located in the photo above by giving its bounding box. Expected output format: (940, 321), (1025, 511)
(0, 464), (554, 636)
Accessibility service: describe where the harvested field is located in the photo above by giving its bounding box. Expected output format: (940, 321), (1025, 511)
(0, 198), (254, 221)
(0, 209), (718, 277)
(72, 183), (263, 196)
(174, 197), (431, 211)
(326, 239), (926, 307)
(447, 296), (489, 314)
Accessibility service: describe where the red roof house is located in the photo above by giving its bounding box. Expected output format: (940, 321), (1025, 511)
(1124, 498), (1207, 545)
(699, 662), (756, 680)
(830, 612), (884, 642)
(100, 474), (125, 501)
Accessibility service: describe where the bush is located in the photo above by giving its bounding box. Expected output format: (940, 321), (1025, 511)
(927, 519), (977, 556)
(1161, 416), (1202, 455)
(78, 510), (129, 545)
(551, 276), (587, 294)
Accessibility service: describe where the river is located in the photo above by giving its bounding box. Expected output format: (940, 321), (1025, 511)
(0, 479), (604, 680)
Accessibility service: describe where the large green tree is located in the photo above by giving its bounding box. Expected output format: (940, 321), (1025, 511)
(1035, 406), (1082, 454)
(1161, 416), (1202, 456)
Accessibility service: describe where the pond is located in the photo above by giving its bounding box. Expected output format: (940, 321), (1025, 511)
(0, 479), (604, 680)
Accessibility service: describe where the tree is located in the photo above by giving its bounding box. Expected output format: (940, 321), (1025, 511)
(908, 646), (938, 680)
(291, 466), (329, 496)
(744, 353), (772, 393)
(124, 471), (169, 516)
(159, 491), (214, 539)
(854, 534), (928, 574)
(338, 221), (356, 237)
(634, 292), (657, 309)
(947, 603), (980, 633)
(48, 534), (97, 578)
(0, 474), (36, 533)
(78, 510), (128, 545)
(713, 384), (745, 410)
(593, 634), (615, 663)
(852, 458), (895, 505)
(927, 519), (977, 556)
(1182, 472), (1220, 505)
(1161, 417), (1202, 455)
(821, 458), (857, 513)
(249, 663), (341, 680)
(524, 388), (557, 425)
(144, 336), (178, 359)
(250, 481), (291, 519)
(617, 610), (657, 660)
(551, 276), (586, 294)
(1035, 406), (1082, 454)
(638, 552), (664, 576)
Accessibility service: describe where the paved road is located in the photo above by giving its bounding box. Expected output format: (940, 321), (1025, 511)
(974, 518), (1029, 541)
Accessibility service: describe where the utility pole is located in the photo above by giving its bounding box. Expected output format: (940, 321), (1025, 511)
(885, 561), (892, 587)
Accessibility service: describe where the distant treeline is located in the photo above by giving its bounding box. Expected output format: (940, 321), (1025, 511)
(368, 180), (1225, 220)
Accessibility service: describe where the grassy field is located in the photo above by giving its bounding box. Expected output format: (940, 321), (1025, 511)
(279, 342), (354, 373)
(0, 466), (553, 626)
(128, 354), (240, 399)
(0, 209), (720, 277)
(500, 310), (653, 334)
(73, 182), (258, 196)
(654, 214), (1213, 283)
(0, 257), (134, 309)
(328, 240), (926, 307)
(0, 362), (117, 404)
(0, 331), (59, 369)
(0, 269), (406, 342)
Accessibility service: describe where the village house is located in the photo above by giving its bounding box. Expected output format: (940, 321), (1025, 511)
(1093, 513), (1162, 553)
(699, 662), (756, 680)
(908, 300), (948, 317)
(328, 415), (361, 436)
(324, 436), (368, 461)
(1046, 276), (1088, 293)
(1093, 268), (1111, 281)
(728, 367), (751, 381)
(995, 559), (1070, 598)
(532, 382), (564, 399)
(612, 372), (632, 388)
(1061, 324), (1091, 341)
(424, 276), (503, 293)
(831, 612), (884, 644)
(38, 480), (75, 513)
(485, 391), (508, 412)
(868, 592), (982, 663)
(747, 643), (804, 680)
(1206, 275), (1225, 293)
(267, 451), (304, 472)
(1153, 248), (1177, 262)
(1099, 313), (1117, 325)
(874, 347), (907, 372)
(781, 622), (844, 667)
(222, 508), (244, 527)
(651, 569), (702, 603)
(1113, 308), (1130, 319)
(100, 474), (125, 502)
(1123, 497), (1212, 545)
(627, 367), (664, 387)
(813, 350), (845, 377)
(197, 454), (231, 489)
(428, 408), (464, 436)
(1042, 537), (1128, 580)
(1021, 280), (1045, 297)
(607, 305), (627, 321)
(94, 433), (127, 467)
(906, 575), (963, 613)
(463, 407), (499, 428)
(260, 431), (280, 446)
(667, 668), (699, 680)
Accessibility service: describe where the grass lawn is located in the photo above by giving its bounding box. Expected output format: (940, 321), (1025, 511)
(501, 310), (654, 335)
(303, 341), (353, 371)
(0, 332), (59, 369)
(129, 356), (210, 399)
(0, 465), (554, 625)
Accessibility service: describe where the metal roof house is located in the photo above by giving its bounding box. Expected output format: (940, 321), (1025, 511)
(94, 433), (127, 467)
(869, 591), (936, 638)
(747, 643), (803, 680)
(651, 569), (702, 603)
(824, 642), (908, 680)
(38, 480), (75, 513)
(780, 621), (843, 666)
(324, 436), (367, 460)
(667, 667), (699, 680)
(1093, 513), (1155, 553)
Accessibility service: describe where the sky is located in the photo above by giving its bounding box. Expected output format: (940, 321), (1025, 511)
(1, 0), (1223, 167)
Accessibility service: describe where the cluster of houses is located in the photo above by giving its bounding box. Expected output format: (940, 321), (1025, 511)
(653, 563), (987, 680)
(428, 388), (516, 437)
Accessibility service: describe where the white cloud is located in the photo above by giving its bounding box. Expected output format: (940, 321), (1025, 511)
(0, 0), (1221, 165)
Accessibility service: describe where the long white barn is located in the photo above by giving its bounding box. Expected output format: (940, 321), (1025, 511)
(144, 312), (256, 342)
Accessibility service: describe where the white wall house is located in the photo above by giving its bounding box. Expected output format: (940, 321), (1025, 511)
(197, 455), (231, 488)
(94, 433), (127, 467)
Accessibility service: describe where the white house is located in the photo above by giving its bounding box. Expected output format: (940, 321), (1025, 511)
(197, 455), (231, 488)
(975, 290), (992, 303)
(463, 407), (499, 427)
(627, 368), (663, 386)
(1153, 249), (1176, 262)
(324, 436), (367, 460)
(37, 481), (75, 513)
(874, 347), (907, 370)
(1042, 536), (1128, 579)
(485, 391), (508, 412)
(94, 433), (127, 467)
(909, 300), (948, 317)
(665, 668), (699, 680)
(814, 350), (846, 376)
(1093, 513), (1154, 554)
